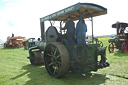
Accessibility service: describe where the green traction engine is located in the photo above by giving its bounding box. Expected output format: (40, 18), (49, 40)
(27, 3), (110, 78)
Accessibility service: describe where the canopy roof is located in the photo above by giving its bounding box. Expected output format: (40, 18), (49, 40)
(40, 3), (107, 22)
(112, 22), (128, 28)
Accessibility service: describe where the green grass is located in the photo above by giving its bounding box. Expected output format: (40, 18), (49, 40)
(98, 37), (128, 78)
(0, 38), (128, 85)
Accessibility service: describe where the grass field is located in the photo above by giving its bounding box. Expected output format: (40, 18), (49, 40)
(0, 37), (128, 85)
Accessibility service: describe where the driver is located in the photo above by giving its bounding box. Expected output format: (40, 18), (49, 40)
(124, 27), (128, 39)
(60, 16), (75, 44)
(119, 28), (124, 34)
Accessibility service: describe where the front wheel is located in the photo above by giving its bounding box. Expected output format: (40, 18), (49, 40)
(44, 42), (70, 78)
(108, 43), (114, 53)
(29, 50), (44, 65)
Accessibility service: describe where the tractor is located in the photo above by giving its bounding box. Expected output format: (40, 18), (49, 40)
(27, 3), (110, 78)
(4, 34), (25, 48)
(108, 22), (128, 53)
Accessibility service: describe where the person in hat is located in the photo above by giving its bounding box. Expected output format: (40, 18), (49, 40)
(60, 16), (75, 44)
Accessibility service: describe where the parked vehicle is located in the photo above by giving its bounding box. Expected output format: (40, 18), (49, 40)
(23, 38), (36, 50)
(108, 22), (128, 53)
(4, 35), (25, 48)
(27, 3), (109, 78)
(86, 36), (103, 47)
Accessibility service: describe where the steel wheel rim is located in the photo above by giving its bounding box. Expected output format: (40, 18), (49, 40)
(97, 41), (103, 47)
(46, 45), (61, 75)
(122, 43), (127, 53)
(44, 42), (69, 78)
(109, 43), (114, 53)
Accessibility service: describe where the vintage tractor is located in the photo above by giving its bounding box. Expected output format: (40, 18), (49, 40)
(23, 38), (36, 50)
(27, 3), (110, 78)
(108, 22), (128, 53)
(86, 36), (103, 47)
(4, 35), (25, 48)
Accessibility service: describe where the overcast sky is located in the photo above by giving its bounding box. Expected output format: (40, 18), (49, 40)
(0, 0), (128, 41)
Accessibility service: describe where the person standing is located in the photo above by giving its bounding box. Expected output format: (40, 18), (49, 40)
(75, 19), (87, 44)
(60, 16), (75, 44)
(12, 33), (14, 37)
(35, 38), (40, 46)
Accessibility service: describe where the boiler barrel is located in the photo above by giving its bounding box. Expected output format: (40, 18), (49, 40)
(38, 41), (46, 51)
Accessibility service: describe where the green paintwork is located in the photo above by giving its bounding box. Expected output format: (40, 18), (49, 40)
(67, 43), (99, 73)
(28, 3), (109, 78)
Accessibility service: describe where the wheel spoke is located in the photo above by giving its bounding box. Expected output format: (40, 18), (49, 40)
(53, 65), (60, 74)
(49, 62), (53, 66)
(44, 42), (70, 78)
(53, 66), (56, 74)
(57, 61), (61, 64)
(54, 48), (57, 55)
(51, 46), (54, 54)
(47, 53), (52, 56)
(57, 55), (61, 58)
(110, 46), (114, 49)
(56, 66), (60, 73)
(57, 55), (61, 63)
(53, 66), (58, 74)
(111, 48), (114, 52)
(110, 47), (113, 49)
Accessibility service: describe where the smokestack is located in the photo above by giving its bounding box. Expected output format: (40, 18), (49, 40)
(116, 21), (120, 35)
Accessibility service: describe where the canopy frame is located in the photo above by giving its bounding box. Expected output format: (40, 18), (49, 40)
(40, 3), (107, 43)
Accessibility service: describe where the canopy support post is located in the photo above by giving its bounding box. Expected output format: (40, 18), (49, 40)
(91, 16), (94, 43)
(60, 21), (62, 34)
(40, 21), (45, 41)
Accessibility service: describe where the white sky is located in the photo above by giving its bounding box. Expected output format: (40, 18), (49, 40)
(0, 0), (128, 41)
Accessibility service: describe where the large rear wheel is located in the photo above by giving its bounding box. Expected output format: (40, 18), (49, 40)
(121, 42), (127, 53)
(44, 42), (70, 78)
